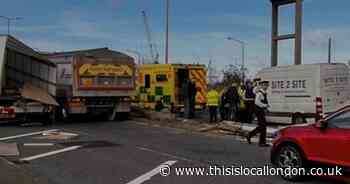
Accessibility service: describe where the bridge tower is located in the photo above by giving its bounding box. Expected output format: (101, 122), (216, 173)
(270, 0), (303, 66)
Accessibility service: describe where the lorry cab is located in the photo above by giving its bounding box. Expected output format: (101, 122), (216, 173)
(256, 63), (350, 124)
(137, 64), (207, 111)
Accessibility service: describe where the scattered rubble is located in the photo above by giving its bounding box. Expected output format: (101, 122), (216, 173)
(144, 111), (176, 122)
(34, 131), (79, 140)
(138, 110), (283, 138)
(196, 121), (244, 136)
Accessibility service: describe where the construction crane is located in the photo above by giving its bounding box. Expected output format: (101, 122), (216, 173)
(142, 10), (159, 64)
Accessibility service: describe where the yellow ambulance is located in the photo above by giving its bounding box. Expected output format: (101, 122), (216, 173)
(137, 64), (207, 111)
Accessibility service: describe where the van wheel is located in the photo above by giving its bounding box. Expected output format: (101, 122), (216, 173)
(292, 114), (306, 124)
(274, 145), (306, 181)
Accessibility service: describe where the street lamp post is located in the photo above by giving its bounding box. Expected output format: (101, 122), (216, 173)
(227, 37), (246, 82)
(0, 16), (22, 35)
(165, 0), (170, 64)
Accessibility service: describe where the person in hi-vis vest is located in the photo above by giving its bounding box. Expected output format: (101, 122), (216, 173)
(206, 86), (219, 123)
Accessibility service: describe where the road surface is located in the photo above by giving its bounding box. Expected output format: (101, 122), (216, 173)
(0, 119), (346, 184)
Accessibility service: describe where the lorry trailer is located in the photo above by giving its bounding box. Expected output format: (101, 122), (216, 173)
(45, 48), (136, 120)
(0, 35), (58, 124)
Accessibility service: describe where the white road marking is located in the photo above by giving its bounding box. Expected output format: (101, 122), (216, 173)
(0, 129), (59, 141)
(23, 143), (55, 147)
(126, 160), (177, 184)
(19, 145), (82, 162)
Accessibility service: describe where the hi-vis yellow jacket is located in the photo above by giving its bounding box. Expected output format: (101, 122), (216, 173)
(238, 86), (246, 109)
(207, 90), (219, 107)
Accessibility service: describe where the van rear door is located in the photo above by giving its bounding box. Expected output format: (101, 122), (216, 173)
(175, 68), (189, 105)
(320, 64), (350, 114)
(189, 66), (207, 105)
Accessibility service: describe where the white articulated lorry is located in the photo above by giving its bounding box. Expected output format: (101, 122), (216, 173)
(256, 63), (350, 124)
(0, 35), (58, 124)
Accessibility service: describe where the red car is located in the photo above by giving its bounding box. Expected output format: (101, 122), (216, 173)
(271, 105), (350, 181)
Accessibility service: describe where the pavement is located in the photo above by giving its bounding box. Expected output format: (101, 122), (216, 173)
(0, 119), (347, 184)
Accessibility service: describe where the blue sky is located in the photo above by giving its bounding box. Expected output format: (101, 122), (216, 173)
(1, 0), (350, 76)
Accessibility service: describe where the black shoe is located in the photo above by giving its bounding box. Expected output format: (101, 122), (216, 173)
(259, 143), (270, 147)
(246, 136), (251, 144)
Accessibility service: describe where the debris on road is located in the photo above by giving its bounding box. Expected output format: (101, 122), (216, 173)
(145, 111), (176, 121)
(197, 124), (220, 132)
(139, 112), (284, 139)
(34, 131), (79, 140)
(138, 108), (283, 139)
(198, 121), (242, 135)
(0, 143), (20, 156)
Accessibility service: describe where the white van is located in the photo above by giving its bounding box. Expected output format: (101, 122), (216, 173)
(255, 63), (350, 124)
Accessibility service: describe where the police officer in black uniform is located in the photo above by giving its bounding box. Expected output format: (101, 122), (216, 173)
(244, 80), (256, 124)
(246, 81), (270, 147)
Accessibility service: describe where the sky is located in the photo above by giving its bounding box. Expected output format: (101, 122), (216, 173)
(0, 0), (350, 77)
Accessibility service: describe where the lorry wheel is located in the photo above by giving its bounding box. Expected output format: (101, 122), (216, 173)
(49, 111), (56, 125)
(41, 112), (55, 126)
(292, 114), (306, 124)
(18, 115), (29, 126)
(60, 108), (71, 122)
(116, 112), (129, 121)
